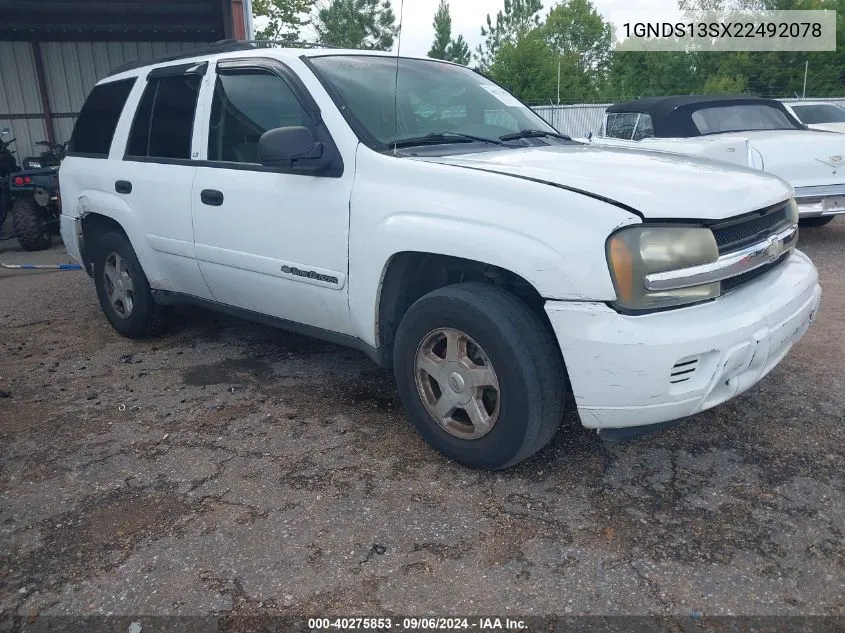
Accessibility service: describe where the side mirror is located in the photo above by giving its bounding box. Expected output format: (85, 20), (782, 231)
(258, 126), (328, 173)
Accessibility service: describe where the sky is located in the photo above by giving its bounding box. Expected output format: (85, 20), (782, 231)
(395, 0), (679, 57)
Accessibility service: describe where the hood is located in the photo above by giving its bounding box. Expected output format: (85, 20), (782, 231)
(707, 129), (845, 188)
(413, 144), (792, 220)
(808, 122), (845, 134)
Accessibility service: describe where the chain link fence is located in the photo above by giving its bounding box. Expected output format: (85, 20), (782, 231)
(531, 97), (845, 138)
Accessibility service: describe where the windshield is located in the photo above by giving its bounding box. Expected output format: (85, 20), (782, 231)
(790, 103), (845, 124)
(691, 104), (802, 135)
(308, 55), (557, 150)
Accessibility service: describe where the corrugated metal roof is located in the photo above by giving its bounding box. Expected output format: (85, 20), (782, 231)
(0, 0), (229, 41)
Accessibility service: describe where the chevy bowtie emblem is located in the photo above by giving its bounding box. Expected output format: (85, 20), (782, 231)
(767, 236), (785, 259)
(817, 155), (844, 168)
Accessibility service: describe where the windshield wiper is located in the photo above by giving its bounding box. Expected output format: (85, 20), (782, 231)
(391, 131), (505, 148)
(499, 129), (572, 142)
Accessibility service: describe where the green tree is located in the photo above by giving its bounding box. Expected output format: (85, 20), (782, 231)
(487, 31), (557, 102)
(428, 1), (472, 65)
(428, 0), (452, 59)
(446, 35), (471, 65)
(541, 0), (612, 100)
(314, 0), (398, 50)
(252, 0), (315, 40)
(476, 0), (543, 70)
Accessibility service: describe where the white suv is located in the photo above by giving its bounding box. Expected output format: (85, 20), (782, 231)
(60, 43), (821, 469)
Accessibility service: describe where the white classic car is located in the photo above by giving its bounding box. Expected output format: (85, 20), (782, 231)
(783, 101), (845, 134)
(588, 95), (845, 227)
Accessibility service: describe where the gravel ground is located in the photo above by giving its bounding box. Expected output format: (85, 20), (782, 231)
(1, 218), (843, 625)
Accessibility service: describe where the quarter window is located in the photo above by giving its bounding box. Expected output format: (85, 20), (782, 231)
(208, 69), (313, 164)
(605, 112), (653, 140)
(69, 78), (136, 156)
(126, 74), (201, 159)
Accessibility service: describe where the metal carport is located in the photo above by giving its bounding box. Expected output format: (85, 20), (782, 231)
(0, 0), (252, 159)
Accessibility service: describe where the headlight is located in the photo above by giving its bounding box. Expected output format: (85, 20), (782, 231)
(787, 197), (799, 224)
(606, 226), (720, 311)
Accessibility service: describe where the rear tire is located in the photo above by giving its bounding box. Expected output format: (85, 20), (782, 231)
(93, 231), (167, 339)
(799, 216), (836, 228)
(393, 283), (567, 470)
(11, 196), (51, 251)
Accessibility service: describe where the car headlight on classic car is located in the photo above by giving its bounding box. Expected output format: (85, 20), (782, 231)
(607, 226), (720, 311)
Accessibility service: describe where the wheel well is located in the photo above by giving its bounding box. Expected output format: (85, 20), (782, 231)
(80, 214), (128, 273)
(376, 252), (561, 367)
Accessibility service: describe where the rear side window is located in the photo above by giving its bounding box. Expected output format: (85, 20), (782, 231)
(126, 75), (201, 160)
(69, 78), (136, 157)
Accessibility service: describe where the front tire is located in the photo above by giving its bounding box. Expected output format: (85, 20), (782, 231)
(393, 283), (567, 470)
(93, 231), (167, 338)
(11, 196), (51, 251)
(799, 216), (836, 228)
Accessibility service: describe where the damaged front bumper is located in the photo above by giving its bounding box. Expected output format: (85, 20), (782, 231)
(545, 249), (821, 430)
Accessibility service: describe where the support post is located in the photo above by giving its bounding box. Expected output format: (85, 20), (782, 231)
(802, 60), (808, 99)
(31, 41), (54, 145)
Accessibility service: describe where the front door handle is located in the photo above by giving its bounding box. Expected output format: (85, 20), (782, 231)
(200, 189), (224, 206)
(115, 180), (132, 194)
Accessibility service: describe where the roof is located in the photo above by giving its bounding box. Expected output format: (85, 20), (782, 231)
(606, 94), (799, 137)
(606, 94), (772, 117)
(104, 42), (441, 79)
(0, 0), (232, 42)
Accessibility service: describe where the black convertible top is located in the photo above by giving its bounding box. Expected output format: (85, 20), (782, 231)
(606, 94), (802, 137)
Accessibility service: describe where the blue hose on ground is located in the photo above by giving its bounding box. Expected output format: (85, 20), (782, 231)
(0, 262), (82, 270)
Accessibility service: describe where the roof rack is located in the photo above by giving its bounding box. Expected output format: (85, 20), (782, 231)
(107, 39), (339, 77)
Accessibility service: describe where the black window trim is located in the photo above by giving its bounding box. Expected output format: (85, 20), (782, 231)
(66, 77), (137, 159)
(147, 61), (208, 79)
(199, 56), (344, 178)
(123, 70), (202, 162)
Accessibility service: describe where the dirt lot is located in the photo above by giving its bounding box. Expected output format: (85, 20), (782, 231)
(1, 218), (843, 624)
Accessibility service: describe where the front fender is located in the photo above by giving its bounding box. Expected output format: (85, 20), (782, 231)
(348, 147), (641, 347)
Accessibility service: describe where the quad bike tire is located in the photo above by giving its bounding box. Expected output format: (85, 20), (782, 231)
(0, 188), (9, 230)
(11, 195), (52, 251)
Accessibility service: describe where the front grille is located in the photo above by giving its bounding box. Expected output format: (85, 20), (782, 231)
(707, 200), (796, 295)
(711, 201), (791, 254)
(722, 251), (791, 294)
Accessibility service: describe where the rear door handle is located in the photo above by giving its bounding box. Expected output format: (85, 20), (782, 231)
(200, 189), (224, 206)
(115, 180), (132, 194)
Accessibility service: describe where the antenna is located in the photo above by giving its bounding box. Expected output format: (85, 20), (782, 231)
(392, 0), (405, 156)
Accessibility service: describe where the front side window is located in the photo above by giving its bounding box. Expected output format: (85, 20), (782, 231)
(309, 56), (556, 149)
(208, 69), (312, 164)
(790, 103), (845, 124)
(691, 104), (801, 135)
(126, 74), (201, 159)
(69, 78), (136, 156)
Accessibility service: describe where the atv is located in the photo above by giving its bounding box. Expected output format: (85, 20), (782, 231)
(9, 164), (61, 251)
(0, 128), (20, 230)
(8, 139), (67, 251)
